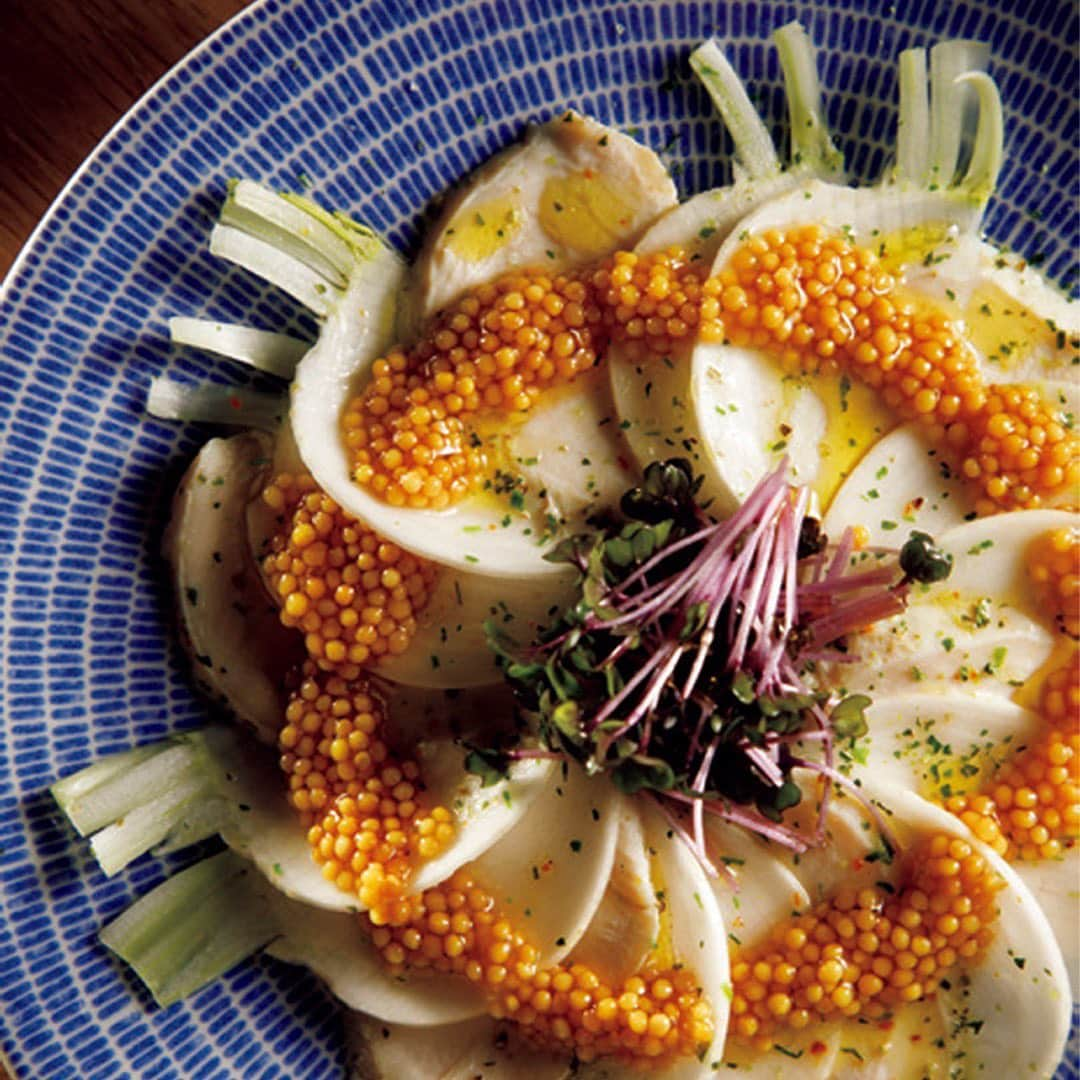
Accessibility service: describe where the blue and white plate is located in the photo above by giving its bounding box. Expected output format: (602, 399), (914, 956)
(0, 1), (1075, 1077)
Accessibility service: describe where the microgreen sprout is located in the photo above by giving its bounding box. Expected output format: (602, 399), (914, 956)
(483, 460), (945, 869)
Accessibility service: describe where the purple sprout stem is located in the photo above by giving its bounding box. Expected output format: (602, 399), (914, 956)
(663, 789), (810, 853)
(742, 742), (785, 787)
(776, 728), (830, 743)
(647, 793), (724, 881)
(750, 494), (797, 677)
(807, 586), (908, 646)
(798, 566), (897, 595)
(597, 633), (638, 673)
(525, 458), (923, 874)
(609, 519), (718, 601)
(722, 520), (767, 646)
(601, 462), (792, 642)
(826, 526), (855, 580)
(621, 644), (685, 747)
(684, 700), (711, 774)
(591, 643), (683, 760)
(679, 625), (715, 702)
(728, 499), (782, 671)
(588, 644), (671, 732)
(788, 754), (901, 857)
(690, 740), (718, 872)
(507, 748), (565, 761)
(758, 489), (808, 690)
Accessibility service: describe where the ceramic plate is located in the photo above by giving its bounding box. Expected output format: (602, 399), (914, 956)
(0, 0), (1075, 1076)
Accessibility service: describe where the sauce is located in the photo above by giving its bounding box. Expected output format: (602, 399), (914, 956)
(445, 194), (525, 263)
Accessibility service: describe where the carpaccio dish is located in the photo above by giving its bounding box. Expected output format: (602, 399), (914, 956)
(53, 24), (1077, 1079)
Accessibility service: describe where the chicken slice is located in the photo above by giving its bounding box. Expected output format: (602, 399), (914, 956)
(415, 110), (678, 317)
(570, 804), (661, 985)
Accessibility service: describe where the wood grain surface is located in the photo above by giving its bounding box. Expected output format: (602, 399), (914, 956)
(0, 5), (253, 1075)
(0, 0), (251, 281)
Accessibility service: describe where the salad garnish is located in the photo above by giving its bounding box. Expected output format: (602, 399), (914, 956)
(485, 458), (951, 864)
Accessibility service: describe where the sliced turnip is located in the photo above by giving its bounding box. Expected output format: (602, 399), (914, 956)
(777, 780), (884, 905)
(859, 693), (1040, 801)
(827, 594), (1054, 700)
(1014, 856), (1080, 995)
(853, 690), (1080, 995)
(356, 798), (733, 1080)
(633, 176), (796, 264)
(614, 24), (846, 502)
(372, 680), (518, 747)
(508, 369), (639, 532)
(264, 899), (485, 1025)
(607, 344), (705, 494)
(930, 510), (1078, 616)
(377, 564), (575, 688)
(705, 819), (809, 948)
(827, 510), (1075, 698)
(874, 786), (1071, 1078)
(163, 431), (302, 744)
(200, 184), (574, 578)
(710, 789), (883, 1076)
(288, 220), (585, 578)
(804, 247), (1077, 533)
(408, 744), (557, 894)
(668, 343), (828, 516)
(717, 780), (1070, 1076)
(674, 44), (1003, 513)
(460, 764), (620, 965)
(344, 1013), (571, 1079)
(577, 802), (732, 1079)
(823, 422), (974, 546)
(171, 342), (575, 688)
(682, 186), (986, 513)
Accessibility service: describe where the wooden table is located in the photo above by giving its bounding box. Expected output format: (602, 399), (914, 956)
(0, 0), (251, 281)
(0, 3), (251, 1074)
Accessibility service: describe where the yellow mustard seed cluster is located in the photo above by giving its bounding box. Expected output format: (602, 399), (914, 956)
(729, 832), (1001, 1051)
(261, 473), (437, 675)
(959, 384), (1079, 516)
(365, 866), (713, 1066)
(987, 652), (1079, 860)
(341, 251), (715, 509)
(589, 247), (724, 357)
(341, 269), (604, 509)
(716, 224), (1079, 515)
(716, 225), (897, 377)
(940, 793), (1009, 858)
(279, 662), (454, 906)
(339, 228), (1076, 516)
(1028, 525), (1080, 638)
(946, 534), (1080, 861)
(277, 668), (713, 1067)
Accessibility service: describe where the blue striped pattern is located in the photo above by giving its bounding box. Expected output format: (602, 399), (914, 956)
(0, 0), (1075, 1076)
